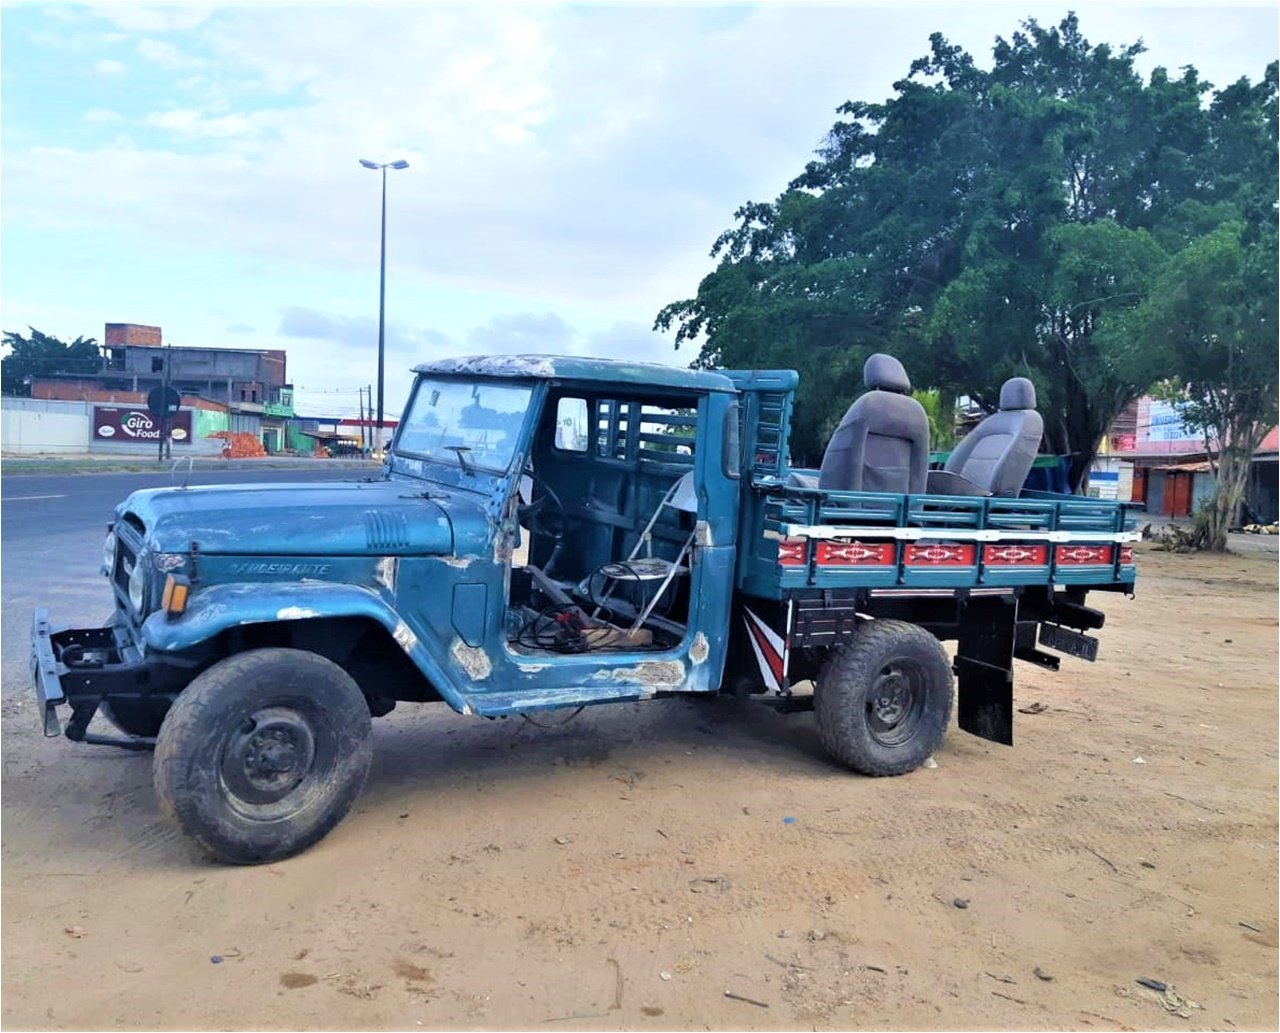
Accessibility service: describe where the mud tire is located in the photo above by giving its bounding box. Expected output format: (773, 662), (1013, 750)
(814, 620), (953, 776)
(153, 648), (372, 865)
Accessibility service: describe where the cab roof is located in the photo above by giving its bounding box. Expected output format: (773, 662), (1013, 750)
(412, 354), (737, 393)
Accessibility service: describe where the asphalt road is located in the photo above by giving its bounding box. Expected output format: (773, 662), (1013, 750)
(0, 467), (365, 702)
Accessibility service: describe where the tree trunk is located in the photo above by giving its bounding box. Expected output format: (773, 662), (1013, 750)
(1197, 416), (1265, 552)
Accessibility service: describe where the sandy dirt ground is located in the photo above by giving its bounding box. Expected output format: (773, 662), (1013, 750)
(2, 540), (1276, 1032)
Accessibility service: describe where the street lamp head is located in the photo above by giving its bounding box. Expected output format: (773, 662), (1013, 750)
(389, 160), (410, 169)
(358, 159), (379, 169)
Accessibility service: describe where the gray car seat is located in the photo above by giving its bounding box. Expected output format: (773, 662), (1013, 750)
(818, 354), (930, 494)
(944, 377), (1044, 497)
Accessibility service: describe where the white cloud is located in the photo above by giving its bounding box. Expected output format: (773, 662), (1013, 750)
(86, 3), (214, 33)
(4, 3), (1277, 403)
(141, 108), (280, 140)
(136, 37), (206, 70)
(84, 108), (124, 124)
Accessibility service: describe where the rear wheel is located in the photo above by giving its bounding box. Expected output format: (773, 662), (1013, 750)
(814, 620), (953, 776)
(153, 648), (372, 865)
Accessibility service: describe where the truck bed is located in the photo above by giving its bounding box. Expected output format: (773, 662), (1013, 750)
(737, 477), (1139, 600)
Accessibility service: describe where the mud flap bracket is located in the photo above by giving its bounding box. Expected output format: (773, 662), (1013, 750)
(955, 595), (1016, 746)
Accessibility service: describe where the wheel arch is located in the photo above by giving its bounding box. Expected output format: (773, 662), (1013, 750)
(206, 616), (444, 714)
(140, 582), (460, 712)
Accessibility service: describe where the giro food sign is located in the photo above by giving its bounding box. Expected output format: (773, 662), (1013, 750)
(93, 406), (192, 445)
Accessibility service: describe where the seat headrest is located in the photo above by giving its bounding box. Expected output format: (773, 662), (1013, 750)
(999, 377), (1036, 410)
(863, 353), (911, 394)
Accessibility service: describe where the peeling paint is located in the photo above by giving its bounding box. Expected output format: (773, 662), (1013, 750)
(276, 606), (322, 620)
(493, 531), (513, 565)
(594, 661), (685, 687)
(374, 556), (399, 591)
(439, 555), (475, 569)
(451, 639), (492, 680)
(393, 620), (419, 652)
(516, 662), (551, 673)
(690, 632), (710, 664)
(415, 355), (558, 378)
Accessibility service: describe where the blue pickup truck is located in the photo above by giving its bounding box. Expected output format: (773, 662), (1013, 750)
(32, 353), (1138, 864)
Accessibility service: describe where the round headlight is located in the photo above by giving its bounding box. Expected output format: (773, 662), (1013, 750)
(102, 531), (117, 576)
(128, 554), (147, 613)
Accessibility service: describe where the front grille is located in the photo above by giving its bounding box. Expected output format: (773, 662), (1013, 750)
(112, 519), (149, 623)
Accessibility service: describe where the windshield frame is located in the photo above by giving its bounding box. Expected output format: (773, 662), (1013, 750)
(391, 374), (537, 476)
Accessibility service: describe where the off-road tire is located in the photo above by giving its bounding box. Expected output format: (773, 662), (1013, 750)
(153, 648), (373, 865)
(814, 620), (953, 776)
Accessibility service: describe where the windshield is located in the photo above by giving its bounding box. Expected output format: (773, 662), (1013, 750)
(395, 377), (533, 472)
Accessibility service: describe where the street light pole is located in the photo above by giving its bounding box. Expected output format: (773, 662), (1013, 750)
(359, 158), (409, 454)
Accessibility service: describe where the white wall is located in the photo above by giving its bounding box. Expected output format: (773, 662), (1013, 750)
(1, 398), (225, 456)
(1, 399), (90, 455)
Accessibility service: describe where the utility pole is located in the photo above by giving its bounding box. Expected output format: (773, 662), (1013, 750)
(358, 158), (409, 447)
(157, 344), (172, 463)
(358, 387), (366, 453)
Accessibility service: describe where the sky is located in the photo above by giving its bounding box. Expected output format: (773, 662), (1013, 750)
(2, 1), (1277, 419)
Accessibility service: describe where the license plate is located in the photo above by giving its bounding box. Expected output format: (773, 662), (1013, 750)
(1039, 623), (1099, 662)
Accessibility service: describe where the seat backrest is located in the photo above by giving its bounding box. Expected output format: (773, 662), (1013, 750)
(818, 354), (930, 495)
(945, 377), (1044, 497)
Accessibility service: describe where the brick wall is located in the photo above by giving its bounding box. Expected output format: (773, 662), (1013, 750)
(29, 378), (227, 411)
(104, 323), (163, 347)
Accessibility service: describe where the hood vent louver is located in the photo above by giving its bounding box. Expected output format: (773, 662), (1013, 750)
(364, 510), (410, 550)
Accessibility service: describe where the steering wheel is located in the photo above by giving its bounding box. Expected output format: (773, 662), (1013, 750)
(517, 468), (568, 565)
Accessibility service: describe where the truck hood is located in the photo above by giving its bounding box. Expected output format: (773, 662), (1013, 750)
(120, 479), (485, 557)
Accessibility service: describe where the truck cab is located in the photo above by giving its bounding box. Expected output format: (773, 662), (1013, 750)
(32, 354), (1137, 865)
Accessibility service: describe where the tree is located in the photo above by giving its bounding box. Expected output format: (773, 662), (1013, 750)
(657, 14), (1276, 486)
(1, 328), (101, 396)
(1129, 222), (1277, 551)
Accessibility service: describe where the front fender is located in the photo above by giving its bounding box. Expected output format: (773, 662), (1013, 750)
(140, 582), (468, 713)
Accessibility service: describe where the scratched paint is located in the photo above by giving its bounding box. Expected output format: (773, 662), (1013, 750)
(415, 355), (558, 378)
(374, 556), (399, 591)
(690, 632), (710, 664)
(393, 620), (419, 652)
(451, 639), (492, 680)
(438, 555), (474, 569)
(276, 606), (322, 620)
(590, 661), (684, 687)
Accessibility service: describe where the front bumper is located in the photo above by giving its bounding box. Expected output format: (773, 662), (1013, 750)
(30, 608), (188, 744)
(31, 609), (70, 737)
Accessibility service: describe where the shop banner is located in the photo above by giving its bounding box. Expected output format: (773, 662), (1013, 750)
(93, 406), (192, 445)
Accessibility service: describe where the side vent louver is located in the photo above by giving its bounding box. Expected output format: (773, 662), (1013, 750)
(364, 510), (410, 550)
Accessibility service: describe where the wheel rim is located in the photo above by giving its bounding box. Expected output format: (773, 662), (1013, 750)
(865, 659), (927, 747)
(219, 705), (326, 821)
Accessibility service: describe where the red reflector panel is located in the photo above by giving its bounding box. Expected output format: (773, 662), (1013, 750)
(816, 541), (895, 565)
(904, 543), (976, 566)
(1055, 544), (1115, 565)
(982, 543), (1049, 566)
(777, 540), (807, 567)
(1119, 546), (1135, 565)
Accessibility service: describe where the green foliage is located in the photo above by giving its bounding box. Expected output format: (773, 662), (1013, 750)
(1, 328), (101, 397)
(656, 12), (1278, 487)
(912, 388), (956, 450)
(1125, 220), (1279, 550)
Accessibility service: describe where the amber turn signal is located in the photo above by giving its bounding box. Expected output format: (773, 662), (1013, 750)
(162, 574), (191, 617)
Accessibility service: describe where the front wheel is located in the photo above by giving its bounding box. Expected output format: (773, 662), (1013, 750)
(814, 620), (953, 776)
(153, 648), (373, 865)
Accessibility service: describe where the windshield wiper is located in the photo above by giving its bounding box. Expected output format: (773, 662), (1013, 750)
(445, 445), (475, 476)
